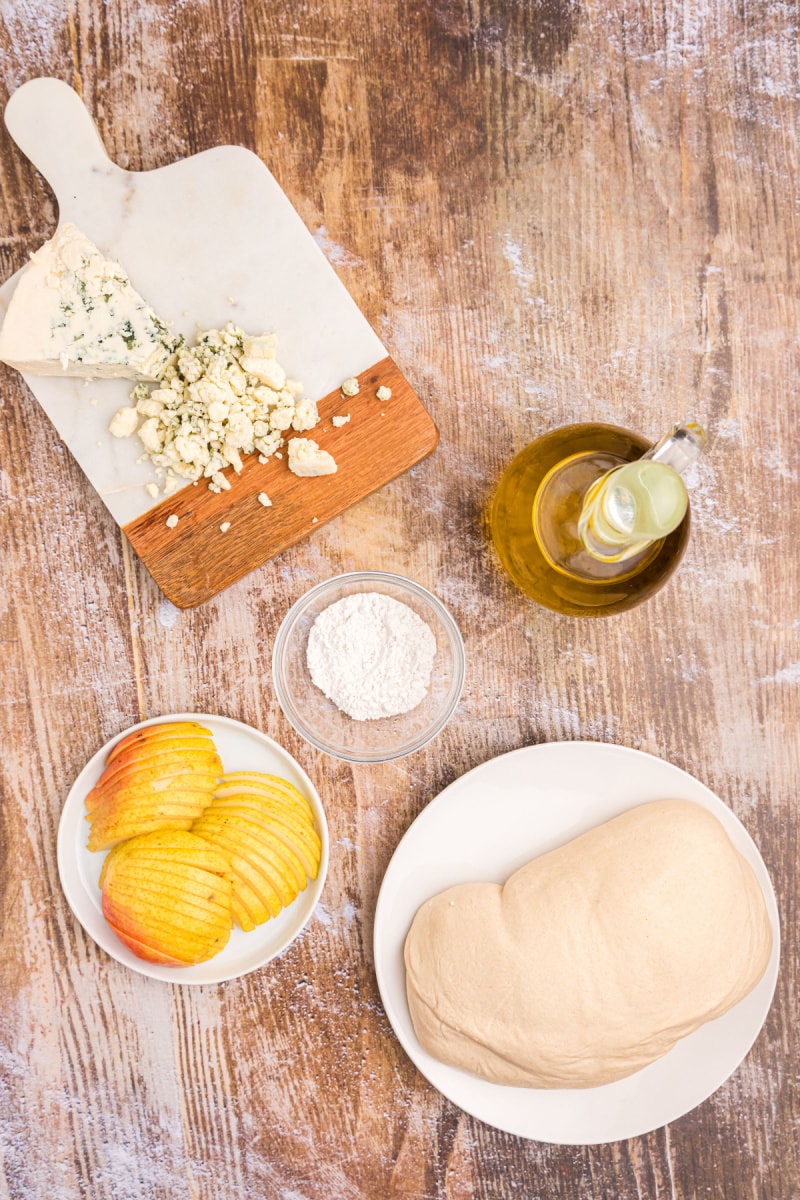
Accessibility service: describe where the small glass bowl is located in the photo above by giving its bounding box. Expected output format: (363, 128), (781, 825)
(272, 571), (466, 763)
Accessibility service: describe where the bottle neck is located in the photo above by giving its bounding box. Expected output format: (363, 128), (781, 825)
(577, 423), (706, 563)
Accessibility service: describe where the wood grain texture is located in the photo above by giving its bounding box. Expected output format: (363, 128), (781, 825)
(0, 0), (798, 1198)
(123, 359), (438, 607)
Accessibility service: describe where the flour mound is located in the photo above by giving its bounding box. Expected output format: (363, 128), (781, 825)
(306, 592), (437, 721)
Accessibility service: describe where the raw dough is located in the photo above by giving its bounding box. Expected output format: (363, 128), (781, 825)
(404, 800), (773, 1089)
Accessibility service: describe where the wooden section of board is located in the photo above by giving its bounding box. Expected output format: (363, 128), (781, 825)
(122, 357), (438, 606)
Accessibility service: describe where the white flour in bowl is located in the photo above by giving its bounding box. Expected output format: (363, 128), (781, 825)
(306, 592), (437, 721)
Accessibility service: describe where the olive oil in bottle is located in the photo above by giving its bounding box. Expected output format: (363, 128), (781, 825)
(490, 422), (705, 617)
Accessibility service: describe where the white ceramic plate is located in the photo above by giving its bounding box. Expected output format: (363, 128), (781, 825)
(373, 741), (780, 1144)
(57, 713), (329, 984)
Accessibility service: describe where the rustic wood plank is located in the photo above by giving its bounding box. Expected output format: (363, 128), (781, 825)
(0, 0), (798, 1197)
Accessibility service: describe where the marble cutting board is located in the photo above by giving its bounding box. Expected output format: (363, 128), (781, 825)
(0, 77), (438, 607)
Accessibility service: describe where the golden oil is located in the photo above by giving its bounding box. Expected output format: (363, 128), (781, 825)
(490, 423), (691, 617)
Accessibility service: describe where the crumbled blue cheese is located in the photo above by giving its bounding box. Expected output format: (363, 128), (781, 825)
(110, 322), (322, 492)
(287, 437), (337, 477)
(331, 414), (350, 428)
(219, 521), (231, 533)
(165, 514), (179, 529)
(341, 376), (360, 397)
(0, 224), (181, 380)
(257, 492), (272, 507)
(376, 385), (392, 401)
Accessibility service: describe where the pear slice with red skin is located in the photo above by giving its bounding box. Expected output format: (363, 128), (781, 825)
(87, 797), (213, 830)
(101, 901), (229, 964)
(85, 723), (222, 849)
(100, 831), (233, 966)
(104, 927), (191, 967)
(96, 738), (221, 775)
(86, 763), (221, 801)
(88, 756), (221, 800)
(95, 745), (221, 779)
(103, 889), (232, 939)
(86, 784), (216, 816)
(87, 789), (219, 851)
(105, 723), (216, 764)
(87, 793), (213, 831)
(105, 738), (219, 773)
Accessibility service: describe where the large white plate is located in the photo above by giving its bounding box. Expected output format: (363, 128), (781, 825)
(373, 741), (780, 1144)
(57, 713), (329, 984)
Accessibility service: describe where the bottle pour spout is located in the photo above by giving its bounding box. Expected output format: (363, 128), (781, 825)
(642, 421), (708, 473)
(578, 422), (707, 564)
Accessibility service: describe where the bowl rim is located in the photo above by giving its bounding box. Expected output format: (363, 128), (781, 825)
(272, 570), (466, 763)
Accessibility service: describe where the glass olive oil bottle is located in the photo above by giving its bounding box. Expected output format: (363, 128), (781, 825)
(490, 423), (705, 617)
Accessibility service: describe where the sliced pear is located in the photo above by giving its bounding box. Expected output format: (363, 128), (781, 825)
(100, 831), (233, 966)
(106, 722), (216, 763)
(194, 812), (307, 891)
(213, 773), (315, 815)
(85, 722), (221, 848)
(205, 798), (321, 875)
(86, 785), (216, 815)
(192, 828), (285, 925)
(106, 737), (220, 772)
(192, 819), (298, 910)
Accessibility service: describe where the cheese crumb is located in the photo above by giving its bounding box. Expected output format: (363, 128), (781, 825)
(144, 482), (159, 499)
(376, 385), (392, 401)
(109, 406), (139, 438)
(209, 471), (232, 493)
(220, 521), (231, 532)
(257, 492), (273, 507)
(287, 438), (338, 478)
(165, 514), (179, 529)
(341, 376), (360, 397)
(331, 414), (350, 427)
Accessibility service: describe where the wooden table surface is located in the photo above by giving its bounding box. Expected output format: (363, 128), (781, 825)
(1, 1), (798, 1197)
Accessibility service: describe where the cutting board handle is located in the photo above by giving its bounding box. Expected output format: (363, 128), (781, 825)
(5, 78), (121, 203)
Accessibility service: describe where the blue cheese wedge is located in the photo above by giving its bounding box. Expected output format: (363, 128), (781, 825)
(0, 223), (181, 381)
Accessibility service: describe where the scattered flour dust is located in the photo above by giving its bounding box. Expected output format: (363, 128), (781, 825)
(306, 592), (437, 721)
